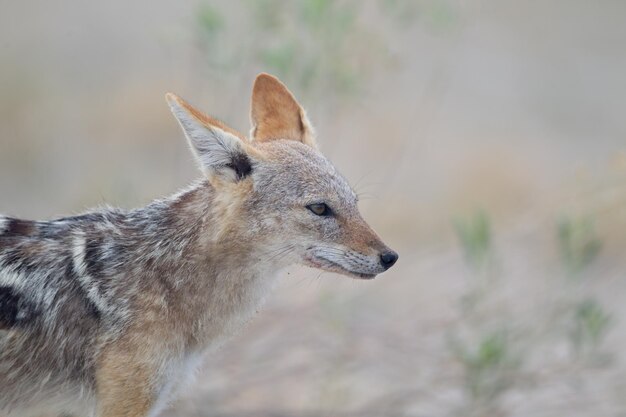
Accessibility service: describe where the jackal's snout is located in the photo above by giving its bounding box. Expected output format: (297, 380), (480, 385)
(300, 213), (399, 280)
(343, 216), (399, 274)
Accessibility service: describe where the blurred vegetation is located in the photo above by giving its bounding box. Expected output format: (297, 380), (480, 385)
(570, 298), (612, 362)
(194, 0), (461, 104)
(454, 211), (492, 272)
(557, 215), (602, 279)
(451, 209), (616, 415)
(196, 0), (379, 98)
(452, 211), (522, 415)
(453, 329), (521, 414)
(556, 215), (612, 364)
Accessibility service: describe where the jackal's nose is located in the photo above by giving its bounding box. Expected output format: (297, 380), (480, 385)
(379, 251), (398, 270)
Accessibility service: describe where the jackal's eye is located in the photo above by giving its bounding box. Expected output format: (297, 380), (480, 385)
(307, 203), (332, 217)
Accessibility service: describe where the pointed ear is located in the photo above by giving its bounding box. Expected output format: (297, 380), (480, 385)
(250, 73), (318, 149)
(166, 93), (253, 182)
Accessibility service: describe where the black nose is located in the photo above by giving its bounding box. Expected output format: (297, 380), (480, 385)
(379, 251), (398, 269)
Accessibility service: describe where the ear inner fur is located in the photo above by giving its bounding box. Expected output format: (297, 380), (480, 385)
(166, 93), (246, 141)
(250, 73), (317, 148)
(166, 93), (254, 182)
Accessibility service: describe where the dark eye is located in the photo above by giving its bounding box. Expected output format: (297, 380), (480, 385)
(307, 203), (332, 217)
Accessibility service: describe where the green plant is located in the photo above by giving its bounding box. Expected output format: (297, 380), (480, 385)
(193, 0), (424, 101)
(452, 329), (521, 411)
(555, 215), (612, 364)
(557, 215), (602, 278)
(451, 210), (524, 415)
(454, 211), (492, 272)
(570, 298), (612, 361)
(197, 3), (224, 38)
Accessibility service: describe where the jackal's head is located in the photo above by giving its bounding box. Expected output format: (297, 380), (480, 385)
(166, 74), (397, 279)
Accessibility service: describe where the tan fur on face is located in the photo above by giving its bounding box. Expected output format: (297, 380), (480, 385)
(340, 216), (387, 256)
(250, 73), (317, 149)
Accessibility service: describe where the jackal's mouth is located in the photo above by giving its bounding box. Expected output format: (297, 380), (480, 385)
(303, 253), (378, 280)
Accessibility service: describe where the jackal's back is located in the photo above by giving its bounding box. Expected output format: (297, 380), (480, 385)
(0, 211), (128, 412)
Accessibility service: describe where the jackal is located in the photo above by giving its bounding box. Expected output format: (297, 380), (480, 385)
(0, 73), (398, 417)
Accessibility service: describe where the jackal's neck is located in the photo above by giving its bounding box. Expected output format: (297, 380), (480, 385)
(133, 179), (280, 347)
(130, 179), (266, 281)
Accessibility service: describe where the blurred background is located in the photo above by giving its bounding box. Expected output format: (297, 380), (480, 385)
(1, 0), (626, 416)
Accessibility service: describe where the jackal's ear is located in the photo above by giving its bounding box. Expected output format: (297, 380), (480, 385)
(250, 73), (318, 149)
(166, 93), (253, 182)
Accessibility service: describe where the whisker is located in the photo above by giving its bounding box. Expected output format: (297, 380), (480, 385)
(266, 246), (295, 262)
(262, 244), (295, 257)
(356, 191), (377, 201)
(314, 247), (349, 256)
